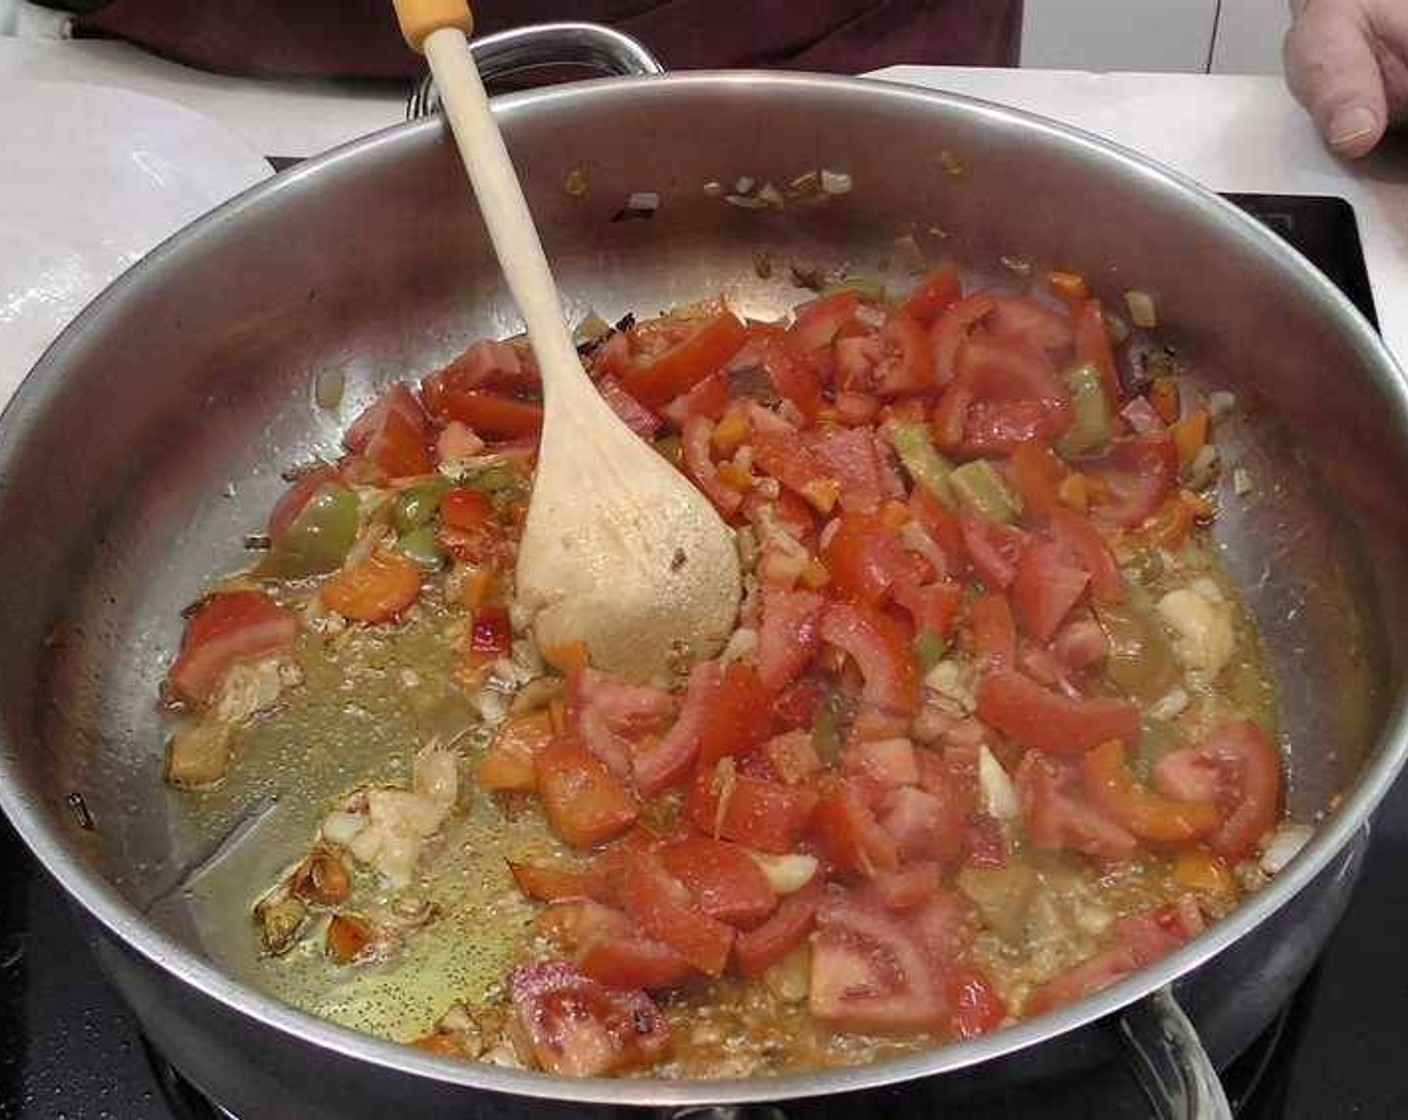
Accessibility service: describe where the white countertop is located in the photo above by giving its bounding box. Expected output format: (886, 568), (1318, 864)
(3, 38), (1407, 362)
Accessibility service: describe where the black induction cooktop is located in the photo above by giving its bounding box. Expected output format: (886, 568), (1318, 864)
(0, 193), (1398, 1120)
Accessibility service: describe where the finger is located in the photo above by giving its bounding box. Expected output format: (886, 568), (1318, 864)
(1284, 0), (1388, 158)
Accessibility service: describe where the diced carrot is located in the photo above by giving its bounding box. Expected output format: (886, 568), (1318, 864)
(880, 499), (911, 530)
(548, 696), (569, 736)
(454, 564), (493, 611)
(322, 551), (422, 624)
(1171, 409), (1210, 469)
(1149, 377), (1181, 424)
(475, 710), (556, 793)
(717, 461), (755, 491)
(542, 640), (590, 673)
(712, 406), (751, 456)
(1047, 270), (1090, 309)
(799, 557), (831, 590)
(1057, 473), (1089, 513)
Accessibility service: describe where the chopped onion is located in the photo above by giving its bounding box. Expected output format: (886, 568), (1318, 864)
(757, 182), (784, 207)
(1187, 443), (1221, 490)
(321, 809), (367, 847)
(562, 168), (589, 197)
(745, 850), (819, 894)
(978, 745), (1019, 821)
(1000, 255), (1033, 278)
(820, 169), (852, 195)
(725, 194), (769, 210)
(734, 176), (756, 195)
(1260, 824), (1314, 874)
(1148, 686), (1190, 721)
(1233, 468), (1253, 497)
(702, 180), (724, 197)
(720, 626), (759, 665)
(938, 150), (966, 178)
(1124, 289), (1159, 328)
(313, 367), (345, 410)
(1105, 312), (1131, 346)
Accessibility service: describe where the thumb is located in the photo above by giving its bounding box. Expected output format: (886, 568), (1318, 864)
(1284, 0), (1389, 158)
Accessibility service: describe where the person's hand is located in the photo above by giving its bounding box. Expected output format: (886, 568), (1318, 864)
(1284, 0), (1408, 157)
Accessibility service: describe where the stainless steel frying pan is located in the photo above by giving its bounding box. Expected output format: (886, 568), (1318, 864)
(1, 24), (1406, 1120)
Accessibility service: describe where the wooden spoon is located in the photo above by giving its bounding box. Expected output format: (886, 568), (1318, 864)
(392, 0), (741, 681)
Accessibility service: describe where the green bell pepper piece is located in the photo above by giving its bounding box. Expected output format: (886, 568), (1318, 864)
(891, 422), (957, 506)
(949, 459), (1022, 524)
(397, 524), (444, 570)
(393, 478), (449, 534)
(259, 484), (359, 579)
(1056, 361), (1112, 457)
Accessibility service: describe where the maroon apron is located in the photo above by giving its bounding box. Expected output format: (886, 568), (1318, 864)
(72, 0), (1021, 80)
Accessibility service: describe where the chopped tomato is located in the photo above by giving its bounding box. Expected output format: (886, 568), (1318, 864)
(820, 602), (919, 715)
(892, 579), (963, 637)
(947, 963), (1007, 1039)
(763, 729), (825, 785)
(1081, 740), (1222, 843)
(569, 667), (674, 732)
(806, 426), (886, 514)
(617, 853), (736, 975)
(1079, 432), (1178, 530)
(322, 550), (422, 623)
(595, 375), (661, 439)
(789, 291), (862, 352)
(960, 515), (1029, 591)
(734, 883), (824, 975)
(576, 935), (695, 991)
(1016, 751), (1138, 860)
(752, 429), (840, 514)
(622, 312), (748, 407)
(475, 710), (555, 794)
(812, 780), (901, 877)
(874, 311), (937, 396)
(267, 466), (339, 541)
(929, 294), (995, 389)
(680, 414), (745, 516)
(1025, 943), (1138, 1017)
(663, 368), (731, 423)
(423, 338), (537, 398)
(969, 592), (1017, 671)
(976, 670), (1140, 754)
(821, 511), (914, 606)
(344, 383), (433, 479)
(910, 486), (967, 567)
(687, 764), (817, 854)
(659, 836), (778, 928)
(901, 266), (963, 327)
(762, 335), (823, 421)
(1047, 506), (1124, 603)
(1153, 721), (1283, 861)
(1006, 441), (1065, 521)
(166, 591), (297, 705)
(429, 388), (544, 440)
(1053, 614), (1111, 673)
(949, 336), (1072, 455)
(869, 862), (944, 911)
(845, 737), (920, 788)
(989, 297), (1074, 353)
(879, 783), (966, 864)
(756, 588), (825, 691)
(1074, 299), (1124, 406)
(535, 738), (639, 848)
(439, 487), (493, 530)
(509, 858), (610, 903)
(809, 900), (944, 1033)
(1009, 541), (1091, 644)
(508, 959), (669, 1077)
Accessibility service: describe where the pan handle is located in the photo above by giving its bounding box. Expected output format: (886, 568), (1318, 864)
(409, 22), (664, 119)
(1117, 985), (1232, 1120)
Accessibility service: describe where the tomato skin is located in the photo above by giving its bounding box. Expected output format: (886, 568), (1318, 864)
(1006, 441), (1065, 522)
(756, 588), (825, 692)
(1082, 740), (1222, 843)
(947, 963), (1007, 1039)
(930, 294), (995, 390)
(687, 764), (816, 854)
(960, 515), (1029, 591)
(821, 511), (914, 606)
(901, 266), (963, 327)
(166, 591), (298, 705)
(812, 781), (901, 877)
(622, 312), (749, 407)
(658, 836), (778, 928)
(508, 959), (669, 1077)
(1153, 721), (1283, 861)
(806, 426), (886, 515)
(976, 669), (1140, 754)
(789, 291), (862, 352)
(734, 883), (823, 975)
(874, 311), (937, 396)
(820, 602), (919, 715)
(617, 853), (736, 976)
(439, 487), (493, 530)
(1016, 750), (1139, 860)
(344, 383), (434, 479)
(1074, 299), (1124, 406)
(970, 592), (1017, 670)
(424, 338), (537, 397)
(431, 388), (544, 440)
(892, 579), (963, 637)
(535, 738), (639, 848)
(1047, 506), (1124, 603)
(809, 899), (945, 1033)
(322, 550), (423, 623)
(1009, 540), (1091, 644)
(762, 335), (823, 421)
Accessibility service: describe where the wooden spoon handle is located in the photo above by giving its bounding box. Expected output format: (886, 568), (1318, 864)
(394, 0), (592, 408)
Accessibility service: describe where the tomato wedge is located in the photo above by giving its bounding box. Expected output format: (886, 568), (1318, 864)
(806, 426), (886, 515)
(1079, 432), (1178, 530)
(734, 883), (823, 975)
(1153, 721), (1283, 861)
(475, 710), (555, 794)
(1009, 541), (1091, 644)
(166, 590), (297, 705)
(821, 511), (914, 606)
(809, 900), (944, 1033)
(812, 780), (901, 877)
(509, 858), (610, 903)
(322, 550), (423, 624)
(901, 266), (963, 327)
(878, 784), (966, 864)
(658, 836), (778, 928)
(535, 738), (639, 848)
(820, 602), (919, 715)
(576, 935), (695, 991)
(762, 335), (823, 421)
(617, 853), (736, 976)
(788, 291), (862, 352)
(687, 764), (817, 853)
(873, 311), (937, 396)
(1047, 505), (1124, 603)
(1006, 441), (1065, 522)
(1016, 751), (1138, 859)
(508, 960), (669, 1077)
(947, 963), (1007, 1039)
(756, 588), (825, 691)
(431, 389), (544, 440)
(344, 383), (433, 479)
(930, 294), (995, 389)
(622, 312), (748, 407)
(1081, 740), (1222, 843)
(976, 670), (1140, 753)
(970, 592), (1017, 670)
